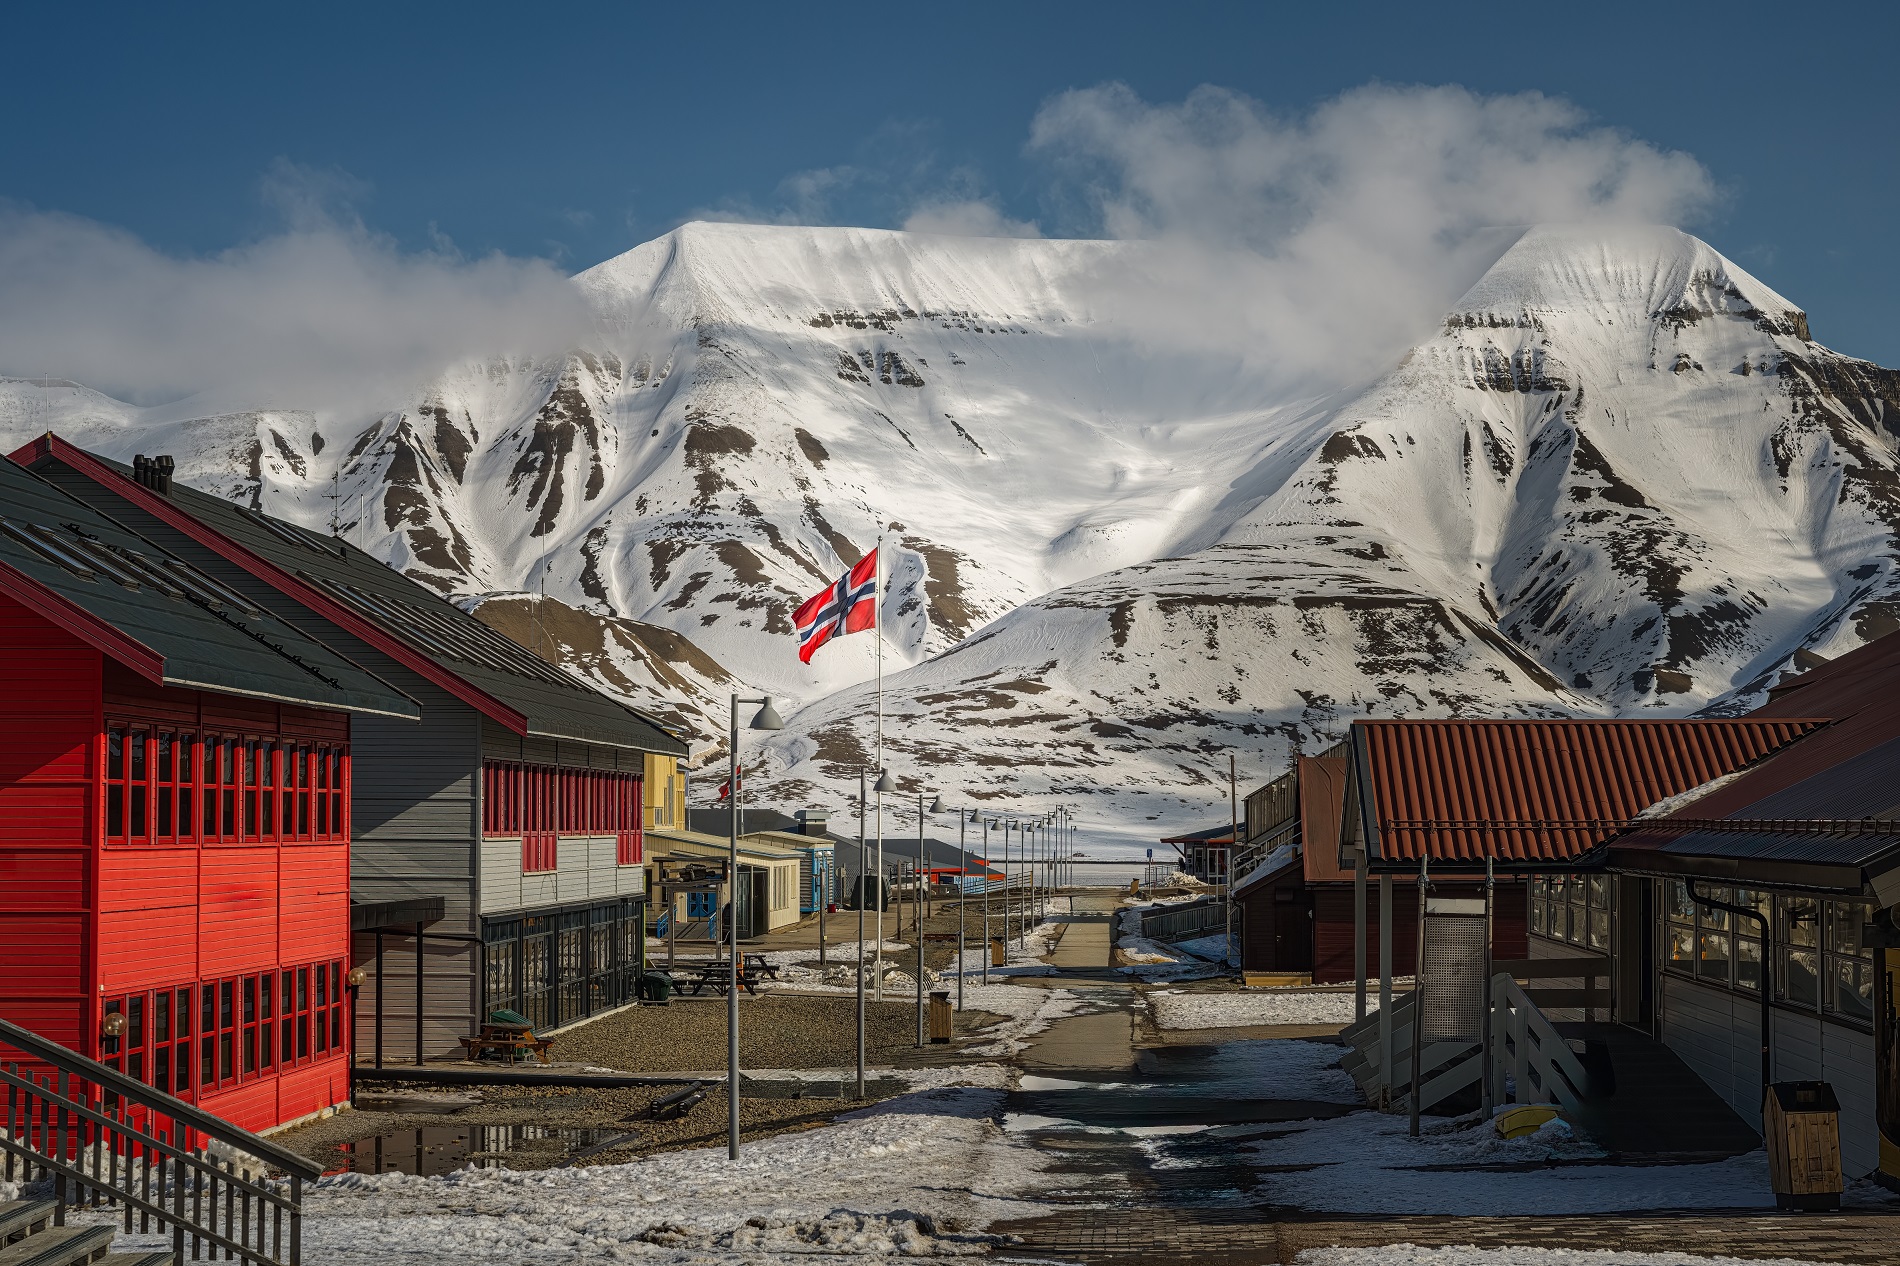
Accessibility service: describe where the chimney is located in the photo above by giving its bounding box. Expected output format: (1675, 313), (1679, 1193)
(793, 808), (831, 837)
(153, 455), (174, 495)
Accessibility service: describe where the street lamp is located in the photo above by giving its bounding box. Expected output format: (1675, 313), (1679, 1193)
(873, 768), (896, 1000)
(958, 806), (977, 1009)
(915, 791), (942, 1045)
(855, 767), (868, 1099)
(726, 693), (782, 1161)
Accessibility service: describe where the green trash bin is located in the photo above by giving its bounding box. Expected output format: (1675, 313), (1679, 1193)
(641, 971), (674, 1005)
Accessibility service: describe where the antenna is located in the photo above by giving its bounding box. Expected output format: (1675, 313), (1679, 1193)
(325, 470), (343, 536)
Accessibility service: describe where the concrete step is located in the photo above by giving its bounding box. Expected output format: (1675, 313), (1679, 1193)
(0, 1204), (54, 1247)
(96, 1254), (177, 1266)
(0, 1224), (116, 1266)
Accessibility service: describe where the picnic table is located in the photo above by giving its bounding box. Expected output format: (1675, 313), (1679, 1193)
(460, 1022), (552, 1064)
(676, 962), (761, 996)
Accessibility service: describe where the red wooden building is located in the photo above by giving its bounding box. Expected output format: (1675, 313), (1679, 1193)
(0, 453), (417, 1131)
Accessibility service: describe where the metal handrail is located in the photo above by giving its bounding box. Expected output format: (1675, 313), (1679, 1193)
(0, 1015), (317, 1265)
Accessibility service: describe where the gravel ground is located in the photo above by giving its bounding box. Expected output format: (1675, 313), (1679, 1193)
(549, 992), (1001, 1072)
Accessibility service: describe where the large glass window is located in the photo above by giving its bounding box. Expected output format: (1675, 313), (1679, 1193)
(1664, 881), (1872, 1026)
(483, 898), (644, 1032)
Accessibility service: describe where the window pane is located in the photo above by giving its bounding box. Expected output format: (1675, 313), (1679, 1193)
(1782, 947), (1820, 1006)
(155, 991), (170, 1042)
(1782, 896), (1819, 947)
(1668, 925), (1695, 968)
(1832, 957), (1873, 1023)
(1666, 880), (1694, 924)
(1588, 909), (1610, 952)
(1698, 931), (1730, 983)
(1531, 895), (1548, 937)
(1587, 874), (1610, 909)
(1736, 935), (1763, 992)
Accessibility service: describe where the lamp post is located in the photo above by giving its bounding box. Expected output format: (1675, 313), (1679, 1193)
(981, 816), (992, 985)
(726, 693), (783, 1161)
(873, 768), (895, 1000)
(855, 767), (867, 1100)
(916, 791), (941, 1045)
(958, 806), (975, 1009)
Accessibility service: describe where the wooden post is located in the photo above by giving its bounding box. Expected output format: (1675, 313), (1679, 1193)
(1378, 874), (1393, 1107)
(413, 923), (425, 1067)
(1354, 852), (1368, 1022)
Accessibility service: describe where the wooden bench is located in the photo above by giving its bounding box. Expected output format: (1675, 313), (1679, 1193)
(742, 953), (781, 981)
(460, 1024), (553, 1064)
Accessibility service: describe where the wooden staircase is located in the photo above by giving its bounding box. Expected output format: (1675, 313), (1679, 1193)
(0, 1200), (170, 1266)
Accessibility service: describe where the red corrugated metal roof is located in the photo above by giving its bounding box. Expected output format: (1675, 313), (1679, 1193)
(1357, 717), (1826, 865)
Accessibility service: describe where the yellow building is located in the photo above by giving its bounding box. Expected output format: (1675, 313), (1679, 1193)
(643, 753), (686, 830)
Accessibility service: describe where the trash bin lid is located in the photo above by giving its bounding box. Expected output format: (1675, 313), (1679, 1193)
(1767, 1080), (1840, 1113)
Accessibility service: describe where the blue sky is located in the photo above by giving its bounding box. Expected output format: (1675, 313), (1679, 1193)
(5, 1), (1898, 363)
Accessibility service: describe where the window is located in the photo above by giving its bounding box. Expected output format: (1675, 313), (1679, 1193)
(481, 760), (642, 846)
(105, 724), (346, 847)
(1531, 872), (1612, 949)
(1663, 881), (1873, 1026)
(99, 961), (343, 1101)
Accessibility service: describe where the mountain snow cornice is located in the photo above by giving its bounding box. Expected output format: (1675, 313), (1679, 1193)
(8, 222), (1898, 844)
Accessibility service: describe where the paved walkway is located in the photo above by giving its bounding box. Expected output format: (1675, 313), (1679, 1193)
(1046, 892), (1117, 969)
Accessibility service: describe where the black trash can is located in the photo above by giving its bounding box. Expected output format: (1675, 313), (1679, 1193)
(640, 971), (674, 1005)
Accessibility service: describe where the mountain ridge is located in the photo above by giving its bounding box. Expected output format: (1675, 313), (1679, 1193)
(5, 221), (1898, 848)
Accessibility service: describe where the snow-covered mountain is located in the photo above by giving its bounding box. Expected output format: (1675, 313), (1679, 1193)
(6, 222), (1897, 845)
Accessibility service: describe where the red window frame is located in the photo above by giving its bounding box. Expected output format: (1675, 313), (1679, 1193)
(100, 959), (347, 1102)
(484, 761), (642, 868)
(104, 724), (349, 847)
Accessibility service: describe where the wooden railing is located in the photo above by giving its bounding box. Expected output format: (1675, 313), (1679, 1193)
(0, 1016), (320, 1265)
(1340, 967), (1602, 1115)
(1487, 973), (1591, 1114)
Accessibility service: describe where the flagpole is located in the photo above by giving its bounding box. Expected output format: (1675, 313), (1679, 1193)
(873, 536), (885, 1002)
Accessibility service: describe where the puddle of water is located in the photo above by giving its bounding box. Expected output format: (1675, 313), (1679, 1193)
(331, 1124), (626, 1176)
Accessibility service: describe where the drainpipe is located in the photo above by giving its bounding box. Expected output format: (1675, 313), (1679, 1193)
(1686, 878), (1772, 1093)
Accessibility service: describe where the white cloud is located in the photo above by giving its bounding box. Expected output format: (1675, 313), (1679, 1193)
(901, 199), (1042, 239)
(0, 174), (592, 422)
(1023, 82), (1719, 390)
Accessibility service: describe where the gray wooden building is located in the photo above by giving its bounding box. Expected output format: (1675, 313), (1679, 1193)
(16, 435), (689, 1062)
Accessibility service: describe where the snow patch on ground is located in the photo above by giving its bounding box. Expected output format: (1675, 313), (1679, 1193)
(117, 1087), (1055, 1264)
(1235, 1110), (1776, 1215)
(1149, 988), (1362, 1029)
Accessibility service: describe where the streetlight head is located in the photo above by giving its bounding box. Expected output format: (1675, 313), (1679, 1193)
(928, 795), (944, 813)
(749, 697), (784, 731)
(873, 769), (897, 794)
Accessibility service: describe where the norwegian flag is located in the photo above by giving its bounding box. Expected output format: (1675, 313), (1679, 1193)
(793, 550), (878, 664)
(717, 765), (743, 800)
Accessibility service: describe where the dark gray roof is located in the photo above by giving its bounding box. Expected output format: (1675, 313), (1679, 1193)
(1612, 735), (1900, 893)
(0, 456), (419, 719)
(37, 444), (684, 756)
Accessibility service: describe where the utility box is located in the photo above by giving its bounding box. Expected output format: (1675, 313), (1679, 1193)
(929, 991), (953, 1043)
(1764, 1081), (1842, 1211)
(991, 938), (1006, 967)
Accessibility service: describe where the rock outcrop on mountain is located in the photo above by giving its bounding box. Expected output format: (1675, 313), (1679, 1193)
(6, 222), (1897, 843)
